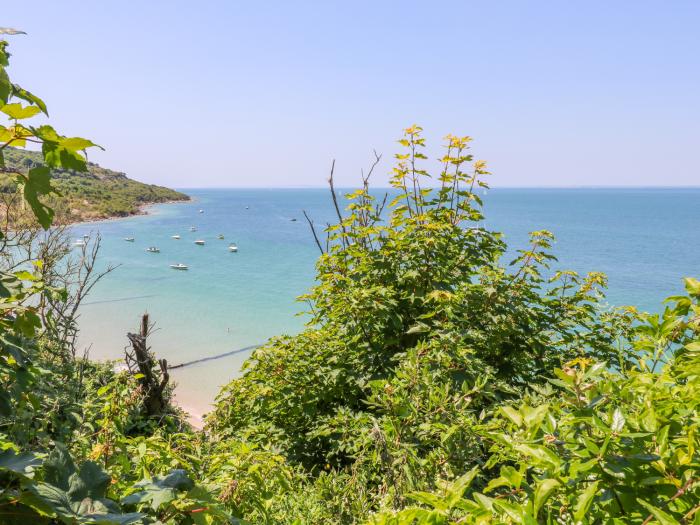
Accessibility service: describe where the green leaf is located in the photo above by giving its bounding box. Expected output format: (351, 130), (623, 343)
(0, 449), (42, 478)
(533, 478), (559, 515)
(524, 404), (549, 428)
(611, 408), (625, 433)
(67, 460), (112, 501)
(406, 323), (429, 335)
(513, 444), (561, 469)
(60, 136), (100, 151)
(444, 468), (478, 509)
(29, 482), (75, 519)
(0, 271), (22, 298)
(42, 140), (87, 170)
(500, 406), (523, 426)
(14, 310), (42, 338)
(11, 84), (48, 115)
(684, 277), (700, 297)
(43, 444), (76, 492)
(1, 102), (40, 119)
(573, 481), (598, 523)
(122, 469), (194, 511)
(637, 499), (680, 525)
(19, 166), (55, 228)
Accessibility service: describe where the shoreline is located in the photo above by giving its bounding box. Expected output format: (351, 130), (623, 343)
(178, 403), (205, 430)
(69, 196), (193, 227)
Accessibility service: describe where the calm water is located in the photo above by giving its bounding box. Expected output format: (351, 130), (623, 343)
(72, 188), (700, 415)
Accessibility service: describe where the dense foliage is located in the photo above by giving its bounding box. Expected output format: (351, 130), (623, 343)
(1, 147), (189, 223)
(1, 33), (698, 524)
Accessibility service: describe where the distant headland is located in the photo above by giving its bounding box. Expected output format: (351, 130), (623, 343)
(2, 147), (189, 224)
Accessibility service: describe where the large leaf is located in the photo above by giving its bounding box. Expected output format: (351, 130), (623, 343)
(67, 460), (112, 502)
(0, 449), (42, 478)
(573, 481), (599, 523)
(513, 444), (561, 470)
(532, 478), (559, 515)
(11, 84), (48, 115)
(36, 128), (99, 171)
(19, 166), (55, 228)
(122, 469), (194, 511)
(0, 271), (22, 298)
(29, 482), (74, 519)
(42, 444), (76, 492)
(1, 102), (41, 120)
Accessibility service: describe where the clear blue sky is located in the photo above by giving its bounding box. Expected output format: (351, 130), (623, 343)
(3, 1), (699, 187)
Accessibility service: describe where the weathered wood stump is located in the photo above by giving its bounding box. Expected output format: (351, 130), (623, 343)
(125, 313), (170, 417)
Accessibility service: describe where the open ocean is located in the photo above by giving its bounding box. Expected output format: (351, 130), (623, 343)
(71, 188), (700, 416)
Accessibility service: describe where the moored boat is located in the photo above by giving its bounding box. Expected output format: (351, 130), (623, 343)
(170, 263), (188, 270)
(146, 247), (160, 253)
(194, 240), (205, 245)
(228, 243), (238, 252)
(124, 237), (135, 242)
(172, 234), (181, 239)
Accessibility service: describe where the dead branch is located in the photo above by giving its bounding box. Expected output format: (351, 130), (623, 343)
(303, 210), (324, 254)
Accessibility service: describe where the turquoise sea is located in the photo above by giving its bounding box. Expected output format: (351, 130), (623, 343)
(71, 188), (700, 417)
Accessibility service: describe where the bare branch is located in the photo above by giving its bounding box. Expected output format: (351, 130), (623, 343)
(327, 159), (347, 248)
(303, 210), (324, 254)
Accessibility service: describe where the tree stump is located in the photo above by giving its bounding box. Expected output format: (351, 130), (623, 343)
(125, 313), (170, 417)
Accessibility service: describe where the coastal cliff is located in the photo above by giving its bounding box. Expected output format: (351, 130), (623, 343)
(1, 147), (189, 223)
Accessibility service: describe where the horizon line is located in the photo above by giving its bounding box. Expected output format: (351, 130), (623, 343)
(172, 185), (700, 190)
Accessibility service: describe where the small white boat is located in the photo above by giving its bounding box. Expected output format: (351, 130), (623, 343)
(83, 234), (90, 240)
(194, 240), (205, 245)
(228, 243), (238, 252)
(190, 226), (197, 232)
(218, 234), (224, 240)
(199, 209), (204, 213)
(171, 235), (180, 240)
(245, 206), (249, 210)
(73, 240), (86, 247)
(170, 263), (188, 270)
(124, 237), (135, 242)
(146, 247), (160, 253)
